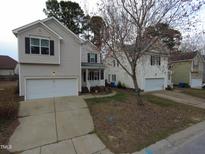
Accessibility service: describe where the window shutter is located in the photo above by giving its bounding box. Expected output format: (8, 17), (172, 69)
(101, 70), (104, 80)
(95, 54), (97, 63)
(25, 37), (30, 54)
(50, 40), (54, 56)
(88, 53), (90, 63)
(151, 56), (153, 65)
(159, 57), (161, 65)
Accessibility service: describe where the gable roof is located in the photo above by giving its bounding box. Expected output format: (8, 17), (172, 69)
(169, 51), (197, 62)
(12, 19), (64, 40)
(42, 17), (81, 42)
(0, 55), (17, 69)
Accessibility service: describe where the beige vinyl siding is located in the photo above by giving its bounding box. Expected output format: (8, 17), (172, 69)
(171, 61), (191, 85)
(19, 19), (81, 96)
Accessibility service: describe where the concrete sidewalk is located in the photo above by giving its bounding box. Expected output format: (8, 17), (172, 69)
(134, 121), (205, 154)
(152, 91), (205, 109)
(8, 96), (113, 154)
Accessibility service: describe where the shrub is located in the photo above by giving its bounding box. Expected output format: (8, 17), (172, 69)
(166, 85), (173, 90)
(0, 87), (20, 119)
(117, 81), (122, 88)
(90, 86), (111, 94)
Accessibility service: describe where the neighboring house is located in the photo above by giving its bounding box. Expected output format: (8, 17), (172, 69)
(0, 55), (17, 76)
(169, 51), (204, 87)
(13, 17), (104, 100)
(81, 41), (105, 91)
(104, 51), (169, 92)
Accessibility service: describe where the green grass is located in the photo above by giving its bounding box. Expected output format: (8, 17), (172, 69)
(86, 92), (128, 104)
(181, 88), (205, 99)
(143, 94), (177, 107)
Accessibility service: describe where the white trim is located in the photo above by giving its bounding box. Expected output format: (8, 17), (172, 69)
(13, 20), (63, 40)
(42, 17), (81, 42)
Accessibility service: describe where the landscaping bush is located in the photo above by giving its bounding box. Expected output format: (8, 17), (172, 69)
(117, 81), (126, 89)
(90, 86), (111, 94)
(0, 87), (20, 119)
(81, 86), (89, 93)
(165, 85), (173, 90)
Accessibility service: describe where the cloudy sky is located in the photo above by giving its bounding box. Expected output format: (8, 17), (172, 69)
(0, 0), (204, 60)
(0, 0), (99, 60)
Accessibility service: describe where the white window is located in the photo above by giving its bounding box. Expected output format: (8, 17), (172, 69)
(89, 53), (97, 63)
(88, 71), (99, 80)
(30, 37), (50, 55)
(108, 74), (111, 82)
(151, 55), (161, 66)
(112, 74), (116, 82)
(113, 60), (116, 67)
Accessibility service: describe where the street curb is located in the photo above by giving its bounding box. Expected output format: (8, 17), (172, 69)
(132, 120), (205, 154)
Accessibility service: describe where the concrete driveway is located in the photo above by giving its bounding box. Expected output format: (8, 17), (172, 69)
(9, 96), (112, 154)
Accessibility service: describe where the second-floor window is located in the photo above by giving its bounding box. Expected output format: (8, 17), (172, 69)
(30, 38), (49, 55)
(88, 53), (97, 63)
(151, 55), (161, 66)
(25, 37), (54, 56)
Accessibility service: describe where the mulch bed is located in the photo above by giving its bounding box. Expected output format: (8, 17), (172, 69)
(86, 89), (205, 153)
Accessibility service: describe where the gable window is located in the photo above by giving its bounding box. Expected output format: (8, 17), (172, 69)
(25, 37), (54, 56)
(151, 55), (161, 66)
(88, 53), (97, 63)
(113, 60), (116, 67)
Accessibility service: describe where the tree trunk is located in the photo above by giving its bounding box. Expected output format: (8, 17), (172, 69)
(132, 75), (144, 105)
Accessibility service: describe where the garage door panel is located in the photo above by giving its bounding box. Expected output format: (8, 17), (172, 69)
(54, 79), (78, 97)
(144, 78), (164, 91)
(26, 78), (78, 100)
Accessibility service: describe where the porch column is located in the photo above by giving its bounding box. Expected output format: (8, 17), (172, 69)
(86, 69), (89, 87)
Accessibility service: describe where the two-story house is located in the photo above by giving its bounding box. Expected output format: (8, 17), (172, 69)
(81, 41), (105, 91)
(169, 51), (204, 87)
(104, 50), (169, 91)
(13, 17), (104, 100)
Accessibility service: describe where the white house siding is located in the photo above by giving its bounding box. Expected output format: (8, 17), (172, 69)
(105, 54), (168, 91)
(18, 19), (81, 96)
(81, 42), (101, 63)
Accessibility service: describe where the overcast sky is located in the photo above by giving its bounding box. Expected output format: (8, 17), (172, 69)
(0, 0), (204, 60)
(0, 0), (99, 60)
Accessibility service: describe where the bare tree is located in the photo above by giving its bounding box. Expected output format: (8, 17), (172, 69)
(100, 0), (204, 105)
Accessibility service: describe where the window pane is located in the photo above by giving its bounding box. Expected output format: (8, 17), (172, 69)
(31, 46), (40, 54)
(31, 38), (40, 46)
(41, 39), (49, 47)
(41, 47), (49, 55)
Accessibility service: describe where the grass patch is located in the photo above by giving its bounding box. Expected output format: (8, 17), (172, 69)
(143, 94), (177, 107)
(181, 88), (205, 99)
(86, 91), (128, 104)
(86, 89), (205, 153)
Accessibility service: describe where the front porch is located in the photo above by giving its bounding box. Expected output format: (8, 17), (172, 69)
(81, 63), (105, 91)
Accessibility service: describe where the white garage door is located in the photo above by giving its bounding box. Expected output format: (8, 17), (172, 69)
(144, 78), (164, 91)
(26, 78), (78, 100)
(191, 79), (202, 88)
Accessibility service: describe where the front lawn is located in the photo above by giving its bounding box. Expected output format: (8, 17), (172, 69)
(0, 81), (23, 154)
(179, 88), (205, 99)
(86, 89), (205, 153)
